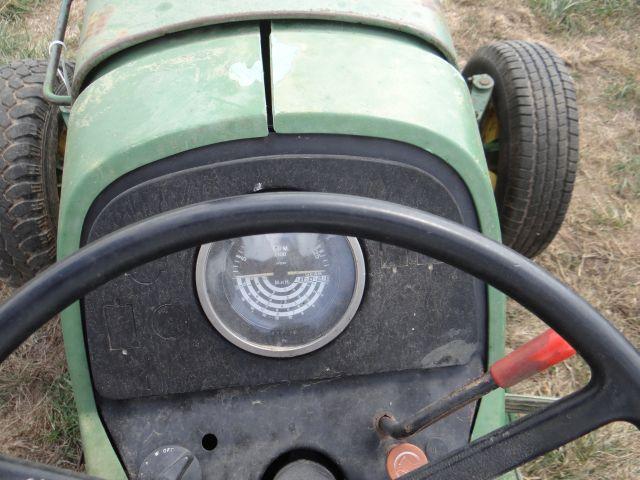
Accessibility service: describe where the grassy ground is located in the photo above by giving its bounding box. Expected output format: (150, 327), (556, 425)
(446, 0), (640, 478)
(0, 0), (638, 478)
(0, 0), (46, 62)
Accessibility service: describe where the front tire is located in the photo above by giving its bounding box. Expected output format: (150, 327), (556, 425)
(463, 41), (579, 258)
(0, 59), (66, 286)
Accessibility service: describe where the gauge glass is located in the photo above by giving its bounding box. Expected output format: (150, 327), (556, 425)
(196, 233), (365, 357)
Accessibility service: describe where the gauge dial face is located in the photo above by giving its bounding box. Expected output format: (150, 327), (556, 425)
(196, 233), (365, 357)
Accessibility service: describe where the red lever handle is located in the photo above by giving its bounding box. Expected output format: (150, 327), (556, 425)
(490, 329), (577, 388)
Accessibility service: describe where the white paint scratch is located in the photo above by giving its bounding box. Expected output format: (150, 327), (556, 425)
(271, 36), (300, 84)
(229, 60), (263, 87)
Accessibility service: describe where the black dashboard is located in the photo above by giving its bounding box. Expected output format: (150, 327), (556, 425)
(81, 135), (487, 479)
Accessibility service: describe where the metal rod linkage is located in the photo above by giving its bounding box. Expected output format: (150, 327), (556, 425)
(379, 373), (497, 439)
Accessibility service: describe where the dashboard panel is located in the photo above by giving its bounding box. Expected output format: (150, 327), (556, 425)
(81, 135), (487, 478)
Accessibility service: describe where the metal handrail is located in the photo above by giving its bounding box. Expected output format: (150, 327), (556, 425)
(43, 0), (73, 105)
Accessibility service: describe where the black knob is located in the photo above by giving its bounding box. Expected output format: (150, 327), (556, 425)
(139, 445), (202, 480)
(274, 460), (336, 480)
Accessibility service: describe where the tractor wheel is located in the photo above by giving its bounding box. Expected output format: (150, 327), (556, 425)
(0, 59), (68, 286)
(463, 41), (579, 258)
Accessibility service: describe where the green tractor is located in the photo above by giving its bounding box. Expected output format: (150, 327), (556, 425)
(0, 1), (637, 479)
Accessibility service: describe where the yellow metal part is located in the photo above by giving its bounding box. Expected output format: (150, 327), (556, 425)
(480, 102), (500, 190)
(481, 104), (499, 144)
(489, 170), (498, 189)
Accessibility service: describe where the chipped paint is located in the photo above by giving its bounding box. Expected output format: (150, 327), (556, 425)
(271, 36), (300, 84)
(420, 340), (477, 368)
(81, 4), (115, 42)
(72, 0), (458, 96)
(229, 60), (263, 87)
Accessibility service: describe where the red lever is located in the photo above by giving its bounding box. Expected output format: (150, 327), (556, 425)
(490, 329), (576, 388)
(378, 329), (577, 440)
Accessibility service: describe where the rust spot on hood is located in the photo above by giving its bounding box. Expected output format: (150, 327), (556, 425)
(82, 5), (115, 41)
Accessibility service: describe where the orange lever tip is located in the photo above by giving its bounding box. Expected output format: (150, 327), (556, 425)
(490, 329), (576, 388)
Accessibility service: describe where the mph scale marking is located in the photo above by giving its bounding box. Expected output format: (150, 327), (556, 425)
(232, 241), (330, 318)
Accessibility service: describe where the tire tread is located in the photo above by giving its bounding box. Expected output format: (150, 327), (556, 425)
(0, 60), (61, 286)
(463, 41), (579, 257)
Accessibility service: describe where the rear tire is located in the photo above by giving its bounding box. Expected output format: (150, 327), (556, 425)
(0, 59), (67, 286)
(463, 41), (579, 258)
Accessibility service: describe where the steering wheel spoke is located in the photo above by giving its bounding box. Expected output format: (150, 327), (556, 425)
(403, 384), (616, 480)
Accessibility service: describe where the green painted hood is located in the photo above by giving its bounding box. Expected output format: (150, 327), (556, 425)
(57, 18), (511, 479)
(73, 0), (457, 97)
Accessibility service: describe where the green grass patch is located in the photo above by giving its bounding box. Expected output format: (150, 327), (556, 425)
(591, 205), (631, 229)
(44, 372), (81, 464)
(605, 76), (640, 109)
(530, 0), (640, 32)
(530, 0), (585, 24)
(0, 21), (44, 62)
(611, 156), (640, 199)
(590, 204), (632, 228)
(0, 0), (47, 63)
(0, 0), (44, 21)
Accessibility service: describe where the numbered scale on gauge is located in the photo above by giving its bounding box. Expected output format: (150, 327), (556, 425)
(231, 240), (330, 319)
(196, 233), (366, 357)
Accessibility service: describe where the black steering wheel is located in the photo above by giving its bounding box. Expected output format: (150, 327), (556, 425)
(0, 192), (638, 480)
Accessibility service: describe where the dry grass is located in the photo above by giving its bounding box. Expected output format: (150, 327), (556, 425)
(0, 0), (46, 62)
(0, 284), (82, 469)
(0, 0), (84, 62)
(445, 0), (640, 478)
(0, 0), (638, 478)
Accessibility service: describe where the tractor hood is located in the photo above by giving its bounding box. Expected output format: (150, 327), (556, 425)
(72, 0), (457, 96)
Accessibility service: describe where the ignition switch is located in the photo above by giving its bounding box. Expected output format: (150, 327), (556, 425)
(138, 445), (202, 480)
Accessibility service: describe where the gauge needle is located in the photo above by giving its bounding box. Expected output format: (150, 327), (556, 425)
(287, 270), (326, 275)
(234, 272), (274, 279)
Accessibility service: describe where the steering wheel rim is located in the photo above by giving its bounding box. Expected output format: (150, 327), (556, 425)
(0, 192), (638, 479)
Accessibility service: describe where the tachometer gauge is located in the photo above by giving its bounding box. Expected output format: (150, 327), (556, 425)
(196, 233), (365, 357)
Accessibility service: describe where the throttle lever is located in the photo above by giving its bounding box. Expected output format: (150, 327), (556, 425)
(378, 329), (576, 439)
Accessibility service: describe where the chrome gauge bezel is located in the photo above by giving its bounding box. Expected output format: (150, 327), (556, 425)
(195, 235), (366, 358)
